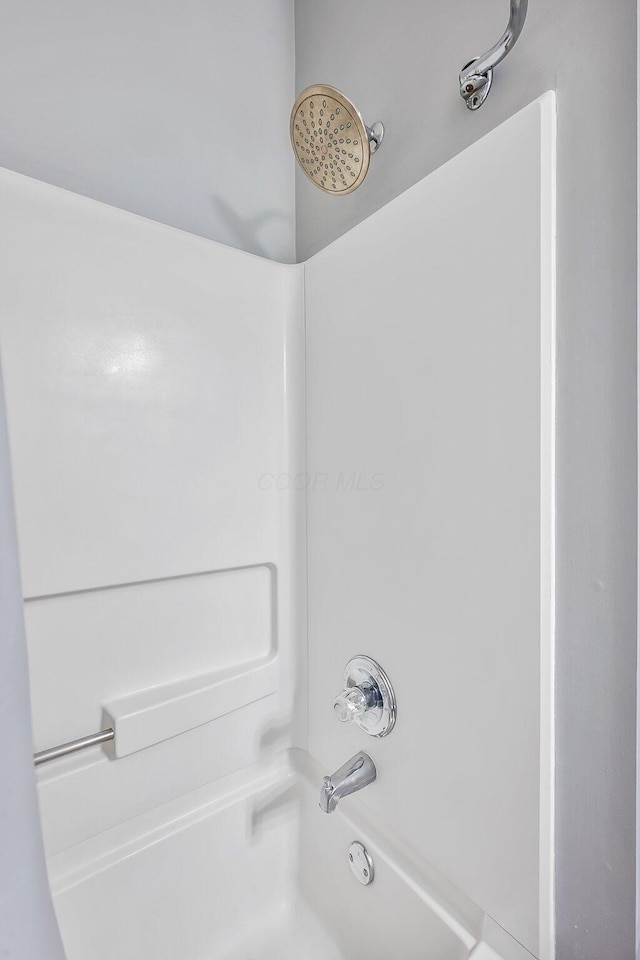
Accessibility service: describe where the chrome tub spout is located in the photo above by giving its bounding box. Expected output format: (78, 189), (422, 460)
(319, 751), (376, 814)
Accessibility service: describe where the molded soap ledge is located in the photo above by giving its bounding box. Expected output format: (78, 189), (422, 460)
(102, 657), (278, 758)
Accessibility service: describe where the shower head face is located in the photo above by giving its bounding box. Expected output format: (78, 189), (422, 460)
(290, 85), (371, 195)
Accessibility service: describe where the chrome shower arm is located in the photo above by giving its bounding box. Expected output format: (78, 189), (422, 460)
(466, 0), (528, 79)
(459, 0), (528, 110)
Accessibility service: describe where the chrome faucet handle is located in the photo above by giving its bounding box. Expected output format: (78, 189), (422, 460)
(332, 657), (397, 738)
(333, 685), (369, 723)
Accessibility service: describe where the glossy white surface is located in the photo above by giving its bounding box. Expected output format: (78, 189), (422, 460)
(0, 171), (299, 599)
(305, 96), (555, 956)
(0, 168), (306, 854)
(103, 654), (278, 758)
(26, 565), (274, 754)
(50, 763), (302, 960)
(48, 756), (512, 960)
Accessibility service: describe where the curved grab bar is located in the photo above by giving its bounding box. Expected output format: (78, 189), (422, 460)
(459, 0), (528, 110)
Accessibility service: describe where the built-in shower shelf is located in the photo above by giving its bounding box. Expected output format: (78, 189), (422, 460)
(102, 656), (278, 758)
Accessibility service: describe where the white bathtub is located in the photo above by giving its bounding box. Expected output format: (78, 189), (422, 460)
(47, 751), (518, 960)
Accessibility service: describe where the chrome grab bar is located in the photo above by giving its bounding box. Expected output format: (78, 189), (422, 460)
(34, 728), (114, 766)
(459, 0), (528, 110)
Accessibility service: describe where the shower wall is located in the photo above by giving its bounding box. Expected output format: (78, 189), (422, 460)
(305, 97), (554, 959)
(0, 170), (305, 855)
(295, 2), (637, 957)
(0, 0), (296, 262)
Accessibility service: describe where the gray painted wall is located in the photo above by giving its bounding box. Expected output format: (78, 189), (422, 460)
(0, 0), (296, 262)
(295, 1), (637, 958)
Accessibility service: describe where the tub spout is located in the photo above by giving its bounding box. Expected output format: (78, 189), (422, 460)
(319, 751), (376, 814)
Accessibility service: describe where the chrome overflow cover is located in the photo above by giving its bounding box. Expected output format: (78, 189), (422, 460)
(348, 841), (374, 885)
(333, 656), (396, 738)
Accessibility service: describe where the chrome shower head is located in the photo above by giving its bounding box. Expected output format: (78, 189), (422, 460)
(290, 84), (384, 195)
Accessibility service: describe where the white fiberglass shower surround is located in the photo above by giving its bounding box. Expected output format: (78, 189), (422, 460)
(0, 95), (555, 960)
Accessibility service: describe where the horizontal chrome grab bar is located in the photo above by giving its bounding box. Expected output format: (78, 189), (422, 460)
(34, 728), (114, 766)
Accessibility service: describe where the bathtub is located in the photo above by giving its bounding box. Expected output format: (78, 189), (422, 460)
(47, 751), (516, 960)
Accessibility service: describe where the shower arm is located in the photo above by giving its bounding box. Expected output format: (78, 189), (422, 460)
(459, 0), (528, 110)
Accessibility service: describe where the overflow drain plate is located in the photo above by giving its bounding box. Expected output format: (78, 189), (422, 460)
(348, 841), (374, 885)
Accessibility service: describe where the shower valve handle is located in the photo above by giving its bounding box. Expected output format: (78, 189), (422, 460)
(333, 686), (370, 723)
(332, 657), (397, 738)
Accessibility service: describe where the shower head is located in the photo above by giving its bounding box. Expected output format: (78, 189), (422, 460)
(290, 84), (384, 195)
